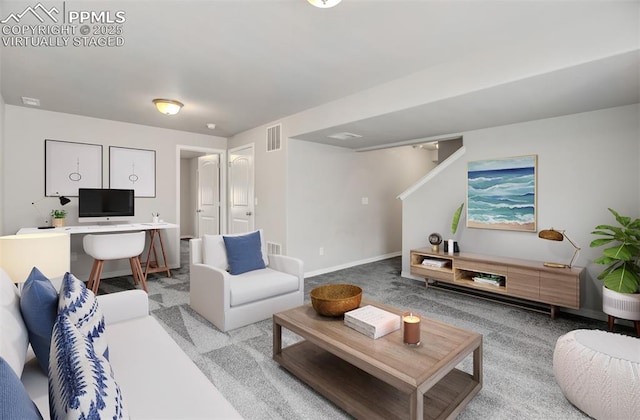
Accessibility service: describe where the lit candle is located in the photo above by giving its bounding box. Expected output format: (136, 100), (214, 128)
(403, 312), (421, 345)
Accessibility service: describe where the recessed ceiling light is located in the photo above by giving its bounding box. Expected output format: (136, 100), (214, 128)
(327, 132), (363, 141)
(21, 97), (40, 106)
(206, 123), (216, 130)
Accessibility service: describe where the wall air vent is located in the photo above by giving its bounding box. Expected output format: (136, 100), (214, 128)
(266, 123), (282, 152)
(266, 241), (282, 255)
(327, 132), (363, 141)
(21, 96), (40, 106)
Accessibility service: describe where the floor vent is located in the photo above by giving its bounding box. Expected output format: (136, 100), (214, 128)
(266, 124), (282, 152)
(267, 241), (282, 255)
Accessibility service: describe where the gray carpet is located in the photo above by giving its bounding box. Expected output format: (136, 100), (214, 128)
(95, 240), (626, 419)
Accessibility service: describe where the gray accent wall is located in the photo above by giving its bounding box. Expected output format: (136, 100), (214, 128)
(401, 104), (640, 320)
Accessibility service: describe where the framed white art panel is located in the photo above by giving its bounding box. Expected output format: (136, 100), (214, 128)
(109, 146), (156, 197)
(45, 139), (103, 197)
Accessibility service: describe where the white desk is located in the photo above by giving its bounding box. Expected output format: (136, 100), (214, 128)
(17, 222), (178, 236)
(17, 223), (179, 280)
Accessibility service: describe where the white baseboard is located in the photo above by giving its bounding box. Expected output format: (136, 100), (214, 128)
(305, 251), (401, 278)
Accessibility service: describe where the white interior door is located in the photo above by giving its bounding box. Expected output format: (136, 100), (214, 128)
(197, 154), (220, 236)
(228, 145), (254, 234)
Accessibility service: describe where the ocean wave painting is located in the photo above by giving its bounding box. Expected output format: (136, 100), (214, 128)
(467, 155), (537, 231)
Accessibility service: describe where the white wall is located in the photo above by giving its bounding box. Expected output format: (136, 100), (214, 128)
(289, 141), (436, 274)
(227, 0), (636, 275)
(3, 105), (226, 278)
(229, 121), (436, 274)
(401, 104), (640, 320)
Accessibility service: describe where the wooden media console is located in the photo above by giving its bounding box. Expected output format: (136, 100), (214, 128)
(410, 248), (584, 318)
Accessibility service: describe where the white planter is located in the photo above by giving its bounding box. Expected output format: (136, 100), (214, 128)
(602, 286), (640, 321)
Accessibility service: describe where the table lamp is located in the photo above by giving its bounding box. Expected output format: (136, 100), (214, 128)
(0, 233), (70, 285)
(31, 193), (70, 229)
(538, 228), (580, 268)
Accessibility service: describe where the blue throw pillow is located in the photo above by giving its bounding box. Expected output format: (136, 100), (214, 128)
(223, 230), (266, 275)
(0, 357), (43, 420)
(49, 314), (127, 420)
(19, 267), (58, 373)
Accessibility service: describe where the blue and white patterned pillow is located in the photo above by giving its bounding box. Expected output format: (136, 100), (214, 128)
(58, 273), (109, 360)
(48, 314), (127, 420)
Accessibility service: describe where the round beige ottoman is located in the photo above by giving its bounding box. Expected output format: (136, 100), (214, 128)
(553, 329), (640, 419)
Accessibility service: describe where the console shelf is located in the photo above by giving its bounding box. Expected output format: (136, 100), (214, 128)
(410, 248), (583, 319)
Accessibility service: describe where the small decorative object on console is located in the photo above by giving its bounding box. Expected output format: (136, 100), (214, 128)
(429, 232), (442, 252)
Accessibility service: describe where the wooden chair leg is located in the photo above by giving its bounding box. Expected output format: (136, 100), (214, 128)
(157, 230), (171, 278)
(87, 259), (99, 290)
(91, 260), (104, 295)
(635, 321), (640, 337)
(133, 256), (148, 293)
(608, 315), (616, 332)
(129, 258), (140, 286)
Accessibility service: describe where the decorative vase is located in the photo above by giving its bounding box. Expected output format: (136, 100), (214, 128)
(52, 218), (65, 228)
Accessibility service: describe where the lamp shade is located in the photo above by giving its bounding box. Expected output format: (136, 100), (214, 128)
(152, 99), (183, 115)
(538, 229), (564, 241)
(0, 233), (70, 284)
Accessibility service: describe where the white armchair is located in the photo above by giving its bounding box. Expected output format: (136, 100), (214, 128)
(189, 231), (304, 332)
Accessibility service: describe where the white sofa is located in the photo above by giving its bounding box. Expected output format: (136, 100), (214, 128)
(1, 271), (242, 419)
(190, 234), (304, 332)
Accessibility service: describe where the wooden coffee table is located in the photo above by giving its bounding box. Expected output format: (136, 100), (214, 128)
(273, 300), (482, 420)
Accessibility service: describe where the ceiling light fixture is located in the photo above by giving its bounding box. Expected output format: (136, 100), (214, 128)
(206, 123), (216, 130)
(308, 0), (342, 8)
(327, 132), (362, 140)
(152, 99), (184, 115)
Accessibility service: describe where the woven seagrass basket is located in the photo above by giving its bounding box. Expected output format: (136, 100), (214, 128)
(310, 284), (362, 317)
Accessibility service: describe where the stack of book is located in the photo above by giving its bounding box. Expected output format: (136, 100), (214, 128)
(421, 258), (448, 268)
(344, 305), (401, 339)
(472, 273), (504, 287)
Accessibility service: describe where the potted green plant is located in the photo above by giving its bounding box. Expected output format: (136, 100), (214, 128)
(590, 208), (640, 329)
(51, 209), (67, 228)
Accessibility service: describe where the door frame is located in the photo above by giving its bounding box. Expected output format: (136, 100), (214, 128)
(175, 145), (227, 237)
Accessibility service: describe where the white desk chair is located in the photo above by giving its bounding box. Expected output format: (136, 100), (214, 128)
(83, 231), (147, 294)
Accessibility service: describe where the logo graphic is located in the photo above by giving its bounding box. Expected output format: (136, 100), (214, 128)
(1, 2), (126, 48)
(1, 2), (59, 24)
